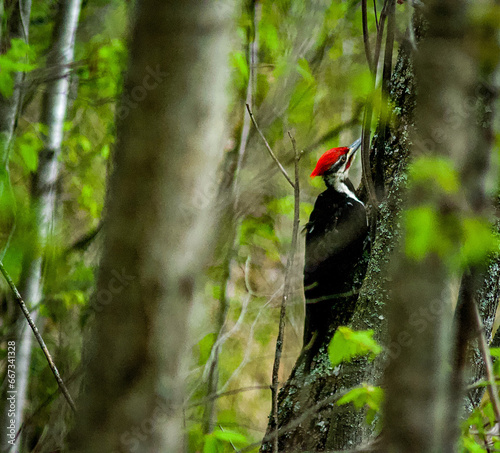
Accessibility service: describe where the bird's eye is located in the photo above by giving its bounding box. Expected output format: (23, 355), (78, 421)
(340, 155), (346, 162)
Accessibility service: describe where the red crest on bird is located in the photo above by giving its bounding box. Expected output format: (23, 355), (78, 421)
(310, 147), (350, 177)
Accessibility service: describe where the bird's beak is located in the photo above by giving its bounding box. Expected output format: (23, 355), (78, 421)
(345, 138), (361, 172)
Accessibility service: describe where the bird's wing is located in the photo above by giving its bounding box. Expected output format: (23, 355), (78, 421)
(304, 191), (367, 297)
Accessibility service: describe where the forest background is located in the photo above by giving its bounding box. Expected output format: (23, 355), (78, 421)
(0, 1), (499, 452)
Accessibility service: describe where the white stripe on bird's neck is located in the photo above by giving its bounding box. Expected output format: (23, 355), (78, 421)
(325, 172), (363, 205)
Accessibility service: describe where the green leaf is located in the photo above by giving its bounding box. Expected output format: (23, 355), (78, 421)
(260, 21), (279, 54)
(213, 429), (247, 445)
(230, 50), (249, 86)
(0, 39), (36, 97)
(296, 58), (315, 84)
(404, 205), (440, 261)
(328, 327), (381, 367)
(17, 132), (41, 172)
(460, 436), (487, 453)
(460, 217), (499, 266)
(203, 434), (220, 453)
(198, 333), (216, 366)
(408, 156), (459, 194)
(337, 383), (384, 424)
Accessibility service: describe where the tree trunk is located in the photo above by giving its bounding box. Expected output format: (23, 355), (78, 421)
(383, 0), (497, 450)
(0, 0), (31, 165)
(0, 1), (81, 450)
(68, 1), (233, 452)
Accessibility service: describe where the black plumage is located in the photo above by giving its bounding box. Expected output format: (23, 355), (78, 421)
(303, 178), (369, 351)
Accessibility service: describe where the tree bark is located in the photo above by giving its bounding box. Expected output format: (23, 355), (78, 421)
(383, 1), (496, 451)
(69, 1), (233, 452)
(0, 1), (81, 450)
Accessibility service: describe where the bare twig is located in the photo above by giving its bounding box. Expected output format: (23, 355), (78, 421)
(235, 0), (262, 176)
(379, 0), (396, 140)
(374, 0), (389, 76)
(302, 104), (363, 155)
(205, 3), (263, 432)
(473, 302), (500, 423)
(0, 261), (76, 412)
(362, 0), (374, 73)
(246, 104), (295, 188)
(202, 293), (251, 383)
(270, 132), (301, 453)
(218, 287), (281, 393)
(238, 386), (354, 453)
(66, 221), (102, 254)
(361, 101), (379, 210)
(219, 424), (238, 452)
(382, 0), (396, 96)
(360, 0), (391, 211)
(188, 385), (273, 409)
(374, 0), (379, 32)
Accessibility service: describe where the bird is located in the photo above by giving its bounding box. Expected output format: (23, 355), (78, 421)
(303, 138), (369, 360)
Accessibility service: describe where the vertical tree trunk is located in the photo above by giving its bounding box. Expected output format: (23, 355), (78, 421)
(69, 1), (233, 452)
(0, 0), (31, 165)
(382, 1), (490, 451)
(1, 0), (81, 450)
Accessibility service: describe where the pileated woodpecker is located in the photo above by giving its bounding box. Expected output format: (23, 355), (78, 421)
(303, 138), (369, 356)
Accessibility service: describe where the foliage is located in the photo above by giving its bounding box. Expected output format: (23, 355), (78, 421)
(405, 156), (499, 269)
(328, 327), (382, 366)
(0, 39), (36, 98)
(0, 0), (497, 451)
(337, 383), (384, 425)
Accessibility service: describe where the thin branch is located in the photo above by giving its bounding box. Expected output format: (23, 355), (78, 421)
(188, 385), (273, 408)
(238, 386), (354, 453)
(374, 0), (389, 75)
(374, 0), (379, 32)
(219, 424), (238, 452)
(235, 0), (262, 178)
(382, 0), (396, 97)
(362, 0), (374, 74)
(270, 132), (300, 453)
(361, 100), (379, 210)
(65, 221), (102, 254)
(302, 104), (364, 155)
(202, 293), (250, 382)
(204, 3), (263, 433)
(13, 365), (82, 444)
(246, 104), (295, 189)
(218, 287), (282, 393)
(0, 261), (76, 412)
(360, 0), (390, 211)
(473, 302), (500, 423)
(379, 0), (396, 142)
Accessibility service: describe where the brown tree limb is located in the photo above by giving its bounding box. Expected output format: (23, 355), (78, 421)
(246, 104), (295, 188)
(0, 261), (76, 412)
(188, 385), (274, 408)
(362, 0), (374, 74)
(473, 301), (500, 423)
(270, 132), (300, 453)
(374, 0), (389, 77)
(379, 0), (396, 141)
(360, 0), (390, 211)
(360, 100), (379, 210)
(66, 222), (102, 254)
